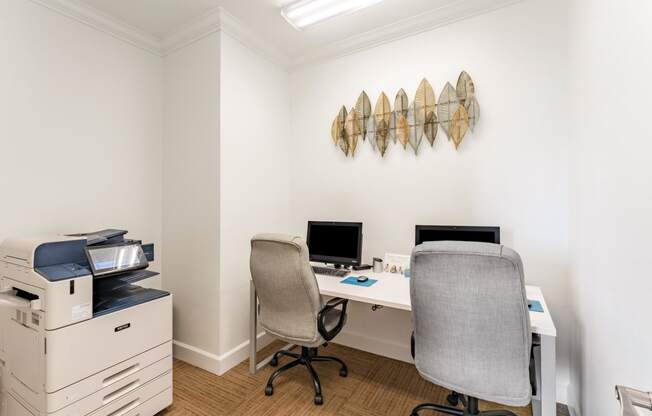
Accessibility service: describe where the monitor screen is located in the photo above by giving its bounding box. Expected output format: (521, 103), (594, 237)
(307, 221), (362, 266)
(415, 225), (500, 245)
(85, 243), (149, 277)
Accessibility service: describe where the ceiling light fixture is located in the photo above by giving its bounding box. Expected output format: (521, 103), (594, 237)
(281, 0), (385, 30)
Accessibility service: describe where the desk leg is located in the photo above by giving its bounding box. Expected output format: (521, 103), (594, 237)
(249, 280), (258, 374)
(540, 334), (556, 416)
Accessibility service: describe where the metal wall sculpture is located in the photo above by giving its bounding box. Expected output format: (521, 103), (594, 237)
(330, 71), (480, 157)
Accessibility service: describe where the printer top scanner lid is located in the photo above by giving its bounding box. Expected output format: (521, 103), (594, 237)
(0, 235), (86, 270)
(66, 229), (128, 246)
(0, 230), (157, 283)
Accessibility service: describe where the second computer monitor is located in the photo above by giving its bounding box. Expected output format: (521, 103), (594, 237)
(415, 225), (500, 245)
(307, 221), (362, 266)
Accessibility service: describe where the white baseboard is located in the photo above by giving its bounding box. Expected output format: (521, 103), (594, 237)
(565, 383), (581, 416)
(335, 330), (573, 408)
(333, 330), (413, 363)
(557, 382), (568, 405)
(217, 332), (275, 374)
(173, 340), (221, 374)
(173, 332), (274, 376)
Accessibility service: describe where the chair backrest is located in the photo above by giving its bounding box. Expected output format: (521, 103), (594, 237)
(410, 241), (532, 407)
(250, 234), (323, 344)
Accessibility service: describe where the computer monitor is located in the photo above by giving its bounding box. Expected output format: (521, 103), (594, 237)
(415, 225), (500, 245)
(307, 221), (362, 266)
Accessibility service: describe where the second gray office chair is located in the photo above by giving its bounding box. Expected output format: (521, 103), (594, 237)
(409, 241), (532, 416)
(250, 233), (348, 406)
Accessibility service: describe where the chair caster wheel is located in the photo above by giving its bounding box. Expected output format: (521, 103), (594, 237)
(447, 393), (460, 406)
(339, 368), (348, 377)
(270, 357), (278, 367)
(314, 395), (323, 405)
(265, 385), (273, 396)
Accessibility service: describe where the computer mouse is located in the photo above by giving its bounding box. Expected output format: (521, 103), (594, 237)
(357, 276), (369, 283)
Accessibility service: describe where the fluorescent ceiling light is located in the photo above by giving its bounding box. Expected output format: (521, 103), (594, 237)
(281, 0), (385, 30)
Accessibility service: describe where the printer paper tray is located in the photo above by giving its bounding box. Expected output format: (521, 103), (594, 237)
(48, 358), (172, 416)
(45, 342), (171, 413)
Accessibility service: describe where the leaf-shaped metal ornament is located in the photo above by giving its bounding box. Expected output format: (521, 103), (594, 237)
(331, 117), (339, 145)
(374, 92), (392, 126)
(376, 119), (390, 157)
(465, 96), (480, 132)
(391, 89), (408, 145)
(450, 105), (470, 150)
(423, 110), (438, 147)
(333, 106), (348, 145)
(406, 103), (422, 154)
(396, 114), (409, 150)
(407, 102), (423, 152)
(394, 89), (409, 118)
(331, 106), (347, 145)
(437, 82), (459, 139)
(456, 71), (475, 105)
(414, 78), (435, 124)
(338, 130), (349, 156)
(345, 108), (362, 157)
(356, 91), (372, 141)
(367, 116), (377, 151)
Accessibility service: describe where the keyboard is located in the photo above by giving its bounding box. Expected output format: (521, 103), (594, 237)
(312, 266), (349, 277)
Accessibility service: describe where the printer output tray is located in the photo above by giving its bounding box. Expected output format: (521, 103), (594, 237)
(93, 285), (169, 317)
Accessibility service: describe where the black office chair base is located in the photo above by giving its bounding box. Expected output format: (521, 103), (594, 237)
(265, 346), (347, 405)
(410, 396), (518, 416)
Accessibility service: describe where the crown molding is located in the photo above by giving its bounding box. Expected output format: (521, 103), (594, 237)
(289, 0), (525, 68)
(161, 7), (290, 69)
(28, 0), (162, 55)
(28, 0), (524, 70)
(160, 7), (221, 56)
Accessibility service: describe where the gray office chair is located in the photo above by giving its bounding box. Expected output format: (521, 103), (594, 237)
(409, 241), (532, 416)
(250, 233), (349, 406)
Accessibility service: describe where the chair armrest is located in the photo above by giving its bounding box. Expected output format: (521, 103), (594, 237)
(317, 298), (348, 341)
(411, 332), (415, 360)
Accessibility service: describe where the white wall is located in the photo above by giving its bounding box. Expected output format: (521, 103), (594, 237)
(162, 32), (221, 362)
(218, 32), (291, 365)
(568, 1), (652, 415)
(0, 0), (163, 280)
(289, 0), (571, 401)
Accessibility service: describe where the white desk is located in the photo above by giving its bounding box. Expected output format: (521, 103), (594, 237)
(249, 270), (557, 416)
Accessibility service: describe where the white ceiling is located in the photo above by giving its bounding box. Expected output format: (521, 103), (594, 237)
(77, 0), (508, 63)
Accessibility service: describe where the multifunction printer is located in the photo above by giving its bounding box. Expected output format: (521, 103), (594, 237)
(0, 229), (172, 416)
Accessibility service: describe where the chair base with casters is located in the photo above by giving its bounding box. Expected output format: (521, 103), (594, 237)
(410, 395), (517, 416)
(265, 345), (348, 405)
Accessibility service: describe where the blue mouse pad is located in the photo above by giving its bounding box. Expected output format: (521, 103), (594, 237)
(528, 300), (544, 313)
(340, 276), (378, 287)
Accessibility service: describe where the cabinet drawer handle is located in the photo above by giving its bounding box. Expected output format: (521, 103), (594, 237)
(103, 380), (140, 404)
(106, 398), (141, 416)
(103, 364), (140, 386)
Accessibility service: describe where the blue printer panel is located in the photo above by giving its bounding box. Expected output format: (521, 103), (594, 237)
(34, 240), (91, 281)
(36, 263), (91, 281)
